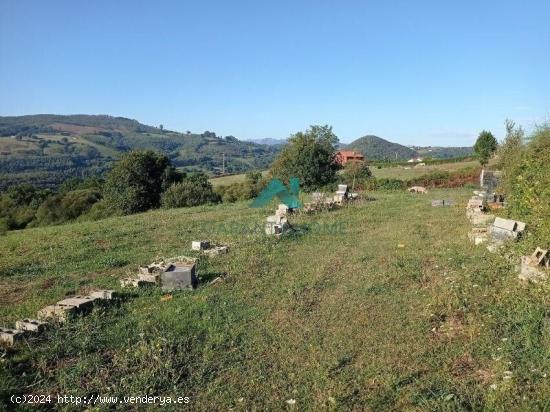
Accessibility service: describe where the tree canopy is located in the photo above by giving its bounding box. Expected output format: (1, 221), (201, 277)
(270, 125), (339, 191)
(473, 130), (498, 166)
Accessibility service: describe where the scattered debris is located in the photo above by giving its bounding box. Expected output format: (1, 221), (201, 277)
(89, 289), (118, 300)
(518, 248), (550, 282)
(408, 186), (428, 194)
(468, 227), (489, 245)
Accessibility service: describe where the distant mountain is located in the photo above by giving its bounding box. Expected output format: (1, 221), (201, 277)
(245, 138), (287, 146)
(345, 135), (417, 161)
(0, 114), (281, 189)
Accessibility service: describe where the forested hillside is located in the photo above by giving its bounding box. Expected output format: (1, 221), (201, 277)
(0, 115), (280, 189)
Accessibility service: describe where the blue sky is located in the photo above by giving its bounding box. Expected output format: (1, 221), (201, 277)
(1, 1), (549, 145)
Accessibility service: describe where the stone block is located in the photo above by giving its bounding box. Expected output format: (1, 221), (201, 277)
(191, 240), (210, 251)
(0, 327), (25, 346)
(337, 184), (348, 193)
(432, 200), (444, 207)
(160, 263), (197, 291)
(15, 319), (47, 333)
(89, 290), (118, 300)
(37, 304), (76, 322)
(468, 212), (495, 226)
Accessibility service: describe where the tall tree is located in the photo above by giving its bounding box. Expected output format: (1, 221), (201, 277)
(104, 150), (182, 214)
(270, 125), (339, 191)
(473, 130), (498, 166)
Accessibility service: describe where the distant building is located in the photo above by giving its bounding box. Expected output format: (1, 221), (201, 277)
(407, 157), (424, 163)
(335, 150), (364, 165)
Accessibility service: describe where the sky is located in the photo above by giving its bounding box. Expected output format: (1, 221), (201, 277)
(1, 0), (549, 145)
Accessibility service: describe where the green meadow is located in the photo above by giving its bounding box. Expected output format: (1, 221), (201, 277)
(1, 187), (550, 410)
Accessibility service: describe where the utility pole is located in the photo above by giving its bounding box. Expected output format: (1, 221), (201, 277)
(222, 153), (225, 175)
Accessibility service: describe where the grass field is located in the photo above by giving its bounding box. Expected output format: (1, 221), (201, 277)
(371, 160), (481, 180)
(1, 187), (549, 410)
(209, 171), (269, 187)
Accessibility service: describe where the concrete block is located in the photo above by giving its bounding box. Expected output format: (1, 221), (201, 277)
(519, 256), (548, 282)
(493, 217), (517, 232)
(160, 263), (197, 291)
(138, 272), (160, 283)
(432, 200), (444, 207)
(337, 184), (348, 192)
(37, 304), (76, 322)
(89, 290), (117, 300)
(56, 296), (95, 312)
(0, 327), (25, 346)
(532, 247), (550, 267)
(192, 240), (210, 251)
(204, 245), (229, 257)
(15, 319), (47, 333)
(468, 212), (495, 226)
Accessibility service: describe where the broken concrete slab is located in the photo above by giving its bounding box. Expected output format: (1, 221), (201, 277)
(489, 217), (526, 243)
(137, 272), (160, 284)
(56, 296), (95, 312)
(191, 240), (210, 251)
(120, 277), (150, 288)
(89, 289), (118, 300)
(337, 184), (348, 193)
(0, 327), (25, 346)
(468, 227), (489, 245)
(467, 197), (485, 211)
(160, 263), (197, 291)
(15, 319), (47, 333)
(519, 255), (549, 282)
(467, 211), (495, 226)
(204, 245), (229, 257)
(37, 304), (77, 322)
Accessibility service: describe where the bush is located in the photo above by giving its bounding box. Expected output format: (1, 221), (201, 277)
(215, 172), (267, 203)
(364, 178), (406, 191)
(161, 173), (221, 208)
(340, 160), (372, 189)
(33, 189), (102, 226)
(503, 124), (550, 241)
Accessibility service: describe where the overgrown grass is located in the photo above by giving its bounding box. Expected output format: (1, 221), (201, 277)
(2, 188), (550, 410)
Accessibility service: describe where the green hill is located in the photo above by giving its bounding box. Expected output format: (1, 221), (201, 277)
(0, 115), (280, 190)
(345, 135), (417, 161)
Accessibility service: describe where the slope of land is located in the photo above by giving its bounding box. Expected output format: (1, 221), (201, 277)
(0, 115), (280, 189)
(1, 187), (546, 409)
(345, 135), (418, 161)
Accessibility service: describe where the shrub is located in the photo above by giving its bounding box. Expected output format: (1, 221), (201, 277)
(503, 124), (550, 241)
(33, 189), (102, 226)
(162, 173), (221, 208)
(215, 172), (267, 203)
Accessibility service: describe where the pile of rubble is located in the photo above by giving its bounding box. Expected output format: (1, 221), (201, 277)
(1, 289), (116, 346)
(519, 248), (550, 282)
(265, 203), (291, 235)
(191, 240), (229, 257)
(121, 256), (198, 291)
(303, 185), (358, 213)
